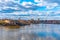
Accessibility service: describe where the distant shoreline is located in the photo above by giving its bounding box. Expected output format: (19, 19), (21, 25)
(0, 19), (60, 29)
(0, 19), (60, 25)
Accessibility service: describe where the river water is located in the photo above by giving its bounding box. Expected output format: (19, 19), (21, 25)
(0, 24), (60, 40)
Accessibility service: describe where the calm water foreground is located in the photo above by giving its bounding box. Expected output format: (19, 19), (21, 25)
(0, 24), (60, 40)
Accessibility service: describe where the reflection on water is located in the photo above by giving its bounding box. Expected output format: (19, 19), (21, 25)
(0, 24), (60, 40)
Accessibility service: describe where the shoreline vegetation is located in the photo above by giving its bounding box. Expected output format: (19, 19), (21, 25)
(0, 19), (60, 29)
(0, 19), (40, 29)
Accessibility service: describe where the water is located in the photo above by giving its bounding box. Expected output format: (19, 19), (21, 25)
(0, 24), (60, 40)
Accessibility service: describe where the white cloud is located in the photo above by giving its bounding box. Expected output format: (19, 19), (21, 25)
(21, 2), (27, 6)
(54, 10), (60, 14)
(53, 3), (58, 7)
(0, 0), (20, 3)
(34, 0), (59, 9)
(36, 2), (47, 6)
(22, 2), (32, 6)
(11, 11), (29, 15)
(46, 3), (58, 9)
(34, 0), (46, 6)
(9, 10), (43, 15)
(0, 0), (59, 16)
(34, 0), (40, 2)
(34, 0), (43, 3)
(46, 6), (54, 9)
(13, 12), (20, 15)
(22, 10), (43, 15)
(36, 3), (44, 6)
(21, 2), (33, 8)
(0, 0), (21, 11)
(0, 5), (20, 11)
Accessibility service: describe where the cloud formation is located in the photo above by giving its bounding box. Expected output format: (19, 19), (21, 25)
(0, 0), (20, 3)
(0, 0), (44, 13)
(45, 0), (60, 4)
(0, 0), (60, 20)
(0, 0), (59, 12)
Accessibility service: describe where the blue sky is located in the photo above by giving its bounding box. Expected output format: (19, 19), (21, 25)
(0, 0), (60, 19)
